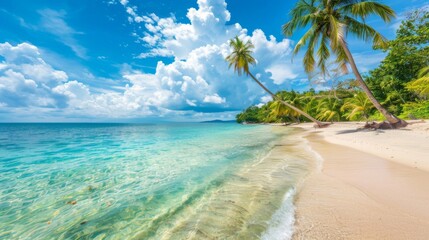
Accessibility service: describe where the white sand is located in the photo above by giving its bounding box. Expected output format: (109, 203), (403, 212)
(291, 121), (429, 239)
(306, 121), (429, 171)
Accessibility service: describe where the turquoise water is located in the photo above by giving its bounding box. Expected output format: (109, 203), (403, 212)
(0, 123), (314, 239)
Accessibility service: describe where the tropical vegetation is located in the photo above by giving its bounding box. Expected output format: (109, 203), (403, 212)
(235, 8), (428, 124)
(282, 0), (407, 127)
(225, 36), (326, 127)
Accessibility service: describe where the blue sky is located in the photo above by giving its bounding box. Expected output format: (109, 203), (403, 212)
(0, 0), (426, 122)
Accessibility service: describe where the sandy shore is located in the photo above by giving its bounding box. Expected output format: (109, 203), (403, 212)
(291, 121), (429, 239)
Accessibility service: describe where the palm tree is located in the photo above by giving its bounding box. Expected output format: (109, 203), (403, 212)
(268, 92), (305, 123)
(267, 101), (291, 123)
(225, 36), (326, 127)
(341, 91), (375, 120)
(315, 97), (342, 122)
(283, 0), (407, 127)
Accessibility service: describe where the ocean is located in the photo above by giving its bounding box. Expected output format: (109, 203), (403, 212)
(0, 123), (316, 239)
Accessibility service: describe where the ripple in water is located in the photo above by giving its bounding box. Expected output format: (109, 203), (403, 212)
(0, 123), (315, 239)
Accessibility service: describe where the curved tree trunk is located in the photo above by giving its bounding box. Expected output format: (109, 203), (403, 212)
(248, 72), (326, 127)
(339, 40), (407, 128)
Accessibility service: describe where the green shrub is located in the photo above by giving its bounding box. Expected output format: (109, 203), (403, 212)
(399, 101), (429, 119)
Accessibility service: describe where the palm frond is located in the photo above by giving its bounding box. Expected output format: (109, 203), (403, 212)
(344, 16), (388, 48)
(283, 0), (318, 36)
(406, 76), (429, 99)
(284, 0), (395, 75)
(293, 26), (317, 56)
(317, 34), (330, 75)
(339, 0), (396, 22)
(332, 42), (349, 74)
(328, 15), (345, 49)
(303, 32), (320, 73)
(417, 66), (429, 78)
(341, 91), (374, 120)
(225, 37), (256, 76)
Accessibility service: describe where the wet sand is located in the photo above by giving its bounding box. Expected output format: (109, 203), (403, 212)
(292, 121), (429, 239)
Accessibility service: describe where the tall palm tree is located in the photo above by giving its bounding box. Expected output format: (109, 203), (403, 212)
(225, 36), (326, 127)
(283, 0), (407, 127)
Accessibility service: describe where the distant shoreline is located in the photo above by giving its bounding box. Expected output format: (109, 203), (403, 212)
(199, 119), (236, 123)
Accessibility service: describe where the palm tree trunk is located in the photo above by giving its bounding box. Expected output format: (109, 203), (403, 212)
(248, 72), (325, 127)
(339, 40), (407, 127)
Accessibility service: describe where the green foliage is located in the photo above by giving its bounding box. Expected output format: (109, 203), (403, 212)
(226, 36), (320, 124)
(341, 92), (375, 120)
(266, 101), (289, 122)
(236, 89), (353, 123)
(283, 0), (395, 75)
(368, 111), (385, 121)
(366, 9), (429, 114)
(405, 66), (429, 99)
(399, 101), (429, 119)
(236, 7), (429, 124)
(406, 77), (429, 99)
(225, 36), (256, 76)
(236, 106), (269, 123)
(283, 0), (404, 124)
(315, 97), (342, 122)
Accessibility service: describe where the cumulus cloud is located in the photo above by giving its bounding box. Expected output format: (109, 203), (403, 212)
(2, 0), (302, 121)
(115, 0), (298, 112)
(0, 43), (157, 119)
(0, 42), (68, 108)
(0, 42), (232, 120)
(130, 0), (242, 60)
(203, 94), (225, 104)
(260, 95), (273, 104)
(266, 64), (298, 85)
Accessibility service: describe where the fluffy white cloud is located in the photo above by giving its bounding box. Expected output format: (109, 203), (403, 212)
(203, 94), (225, 104)
(117, 0), (299, 112)
(0, 42), (230, 119)
(133, 0), (242, 60)
(260, 95), (273, 104)
(0, 42), (68, 85)
(2, 0), (303, 121)
(266, 64), (298, 85)
(0, 42), (69, 108)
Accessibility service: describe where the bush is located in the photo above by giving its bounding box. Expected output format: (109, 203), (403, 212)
(368, 111), (385, 121)
(399, 101), (429, 119)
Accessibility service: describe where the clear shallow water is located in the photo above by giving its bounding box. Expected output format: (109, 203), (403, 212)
(0, 123), (314, 239)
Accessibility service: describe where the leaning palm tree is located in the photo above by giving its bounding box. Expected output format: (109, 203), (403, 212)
(225, 36), (326, 127)
(283, 0), (407, 127)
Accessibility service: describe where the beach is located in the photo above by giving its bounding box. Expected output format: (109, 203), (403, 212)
(2, 122), (429, 239)
(291, 121), (429, 239)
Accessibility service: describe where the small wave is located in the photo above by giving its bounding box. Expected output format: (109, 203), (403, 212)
(260, 188), (296, 240)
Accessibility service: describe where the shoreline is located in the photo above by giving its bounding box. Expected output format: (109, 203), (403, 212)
(290, 121), (429, 239)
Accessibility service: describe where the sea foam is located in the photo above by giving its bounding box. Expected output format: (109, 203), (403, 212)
(261, 188), (296, 240)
